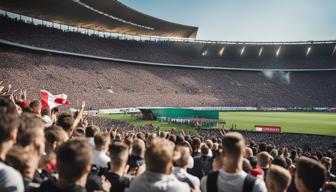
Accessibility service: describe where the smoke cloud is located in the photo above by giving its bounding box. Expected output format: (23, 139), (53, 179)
(262, 70), (290, 84)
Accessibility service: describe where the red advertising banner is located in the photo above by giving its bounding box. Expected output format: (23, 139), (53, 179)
(255, 125), (281, 133)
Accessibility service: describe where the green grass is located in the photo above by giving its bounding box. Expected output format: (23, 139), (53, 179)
(99, 112), (336, 136)
(220, 112), (336, 136)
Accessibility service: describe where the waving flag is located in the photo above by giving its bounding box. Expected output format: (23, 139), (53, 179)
(40, 90), (71, 109)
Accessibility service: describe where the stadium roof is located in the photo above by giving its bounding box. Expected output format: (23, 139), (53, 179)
(0, 0), (198, 38)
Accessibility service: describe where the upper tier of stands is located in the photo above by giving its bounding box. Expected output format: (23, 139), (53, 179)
(0, 0), (198, 38)
(1, 16), (335, 69)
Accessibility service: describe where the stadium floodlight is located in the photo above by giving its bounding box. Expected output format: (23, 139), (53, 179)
(258, 47), (264, 57)
(276, 46), (281, 57)
(333, 45), (336, 56)
(202, 49), (208, 56)
(219, 47), (225, 56)
(306, 47), (312, 56)
(240, 46), (246, 56)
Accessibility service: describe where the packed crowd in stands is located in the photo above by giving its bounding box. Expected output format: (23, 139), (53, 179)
(1, 16), (336, 69)
(1, 45), (336, 108)
(1, 82), (336, 192)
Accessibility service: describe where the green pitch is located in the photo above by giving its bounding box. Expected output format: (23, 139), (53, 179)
(220, 112), (336, 136)
(99, 112), (336, 136)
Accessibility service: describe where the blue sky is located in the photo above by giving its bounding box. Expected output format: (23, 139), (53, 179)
(120, 0), (336, 41)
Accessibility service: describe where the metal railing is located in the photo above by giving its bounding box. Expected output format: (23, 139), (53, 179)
(1, 9), (336, 45)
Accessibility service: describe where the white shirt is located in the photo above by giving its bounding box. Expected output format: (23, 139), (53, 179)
(173, 167), (200, 188)
(127, 171), (190, 192)
(92, 150), (110, 169)
(87, 137), (95, 147)
(0, 161), (24, 192)
(188, 156), (194, 169)
(200, 169), (267, 192)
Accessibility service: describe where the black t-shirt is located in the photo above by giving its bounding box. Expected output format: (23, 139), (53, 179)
(38, 180), (87, 192)
(190, 155), (213, 180)
(104, 172), (131, 192)
(127, 155), (144, 170)
(86, 170), (103, 192)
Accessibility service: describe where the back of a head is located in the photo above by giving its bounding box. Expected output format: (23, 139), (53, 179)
(205, 140), (213, 149)
(29, 99), (41, 113)
(5, 145), (30, 175)
(85, 125), (99, 138)
(295, 157), (327, 192)
(94, 133), (110, 150)
(173, 145), (190, 168)
(145, 138), (175, 174)
(257, 151), (272, 168)
(266, 165), (291, 192)
(0, 97), (19, 143)
(192, 137), (201, 150)
(200, 144), (209, 156)
(272, 156), (287, 169)
(41, 108), (51, 117)
(132, 138), (145, 157)
(109, 142), (129, 168)
(222, 132), (245, 160)
(17, 113), (44, 148)
(321, 157), (332, 170)
(44, 125), (68, 144)
(56, 112), (74, 132)
(245, 147), (253, 158)
(57, 138), (93, 182)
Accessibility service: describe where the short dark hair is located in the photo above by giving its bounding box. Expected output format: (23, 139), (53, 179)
(0, 97), (19, 143)
(109, 142), (129, 168)
(57, 138), (92, 181)
(5, 146), (29, 174)
(41, 108), (51, 116)
(44, 125), (68, 144)
(94, 133), (110, 150)
(17, 113), (43, 147)
(56, 113), (74, 132)
(131, 138), (145, 157)
(296, 157), (327, 191)
(222, 132), (245, 159)
(173, 145), (190, 167)
(200, 144), (209, 156)
(85, 125), (99, 137)
(29, 100), (41, 109)
(145, 138), (174, 173)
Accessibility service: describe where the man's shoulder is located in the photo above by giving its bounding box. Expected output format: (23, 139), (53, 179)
(252, 177), (267, 192)
(0, 162), (23, 183)
(167, 179), (190, 192)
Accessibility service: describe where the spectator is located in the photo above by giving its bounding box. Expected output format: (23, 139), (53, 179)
(39, 138), (93, 192)
(200, 132), (267, 192)
(85, 125), (100, 146)
(44, 125), (68, 155)
(321, 157), (336, 181)
(56, 113), (75, 136)
(266, 165), (291, 192)
(0, 97), (24, 192)
(253, 152), (273, 180)
(29, 100), (42, 117)
(173, 145), (200, 190)
(105, 142), (131, 192)
(127, 138), (145, 175)
(16, 113), (45, 191)
(190, 144), (213, 180)
(41, 108), (53, 127)
(127, 138), (190, 192)
(92, 133), (110, 169)
(295, 157), (327, 192)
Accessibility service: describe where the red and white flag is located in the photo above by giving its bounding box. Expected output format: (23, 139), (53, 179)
(40, 90), (71, 109)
